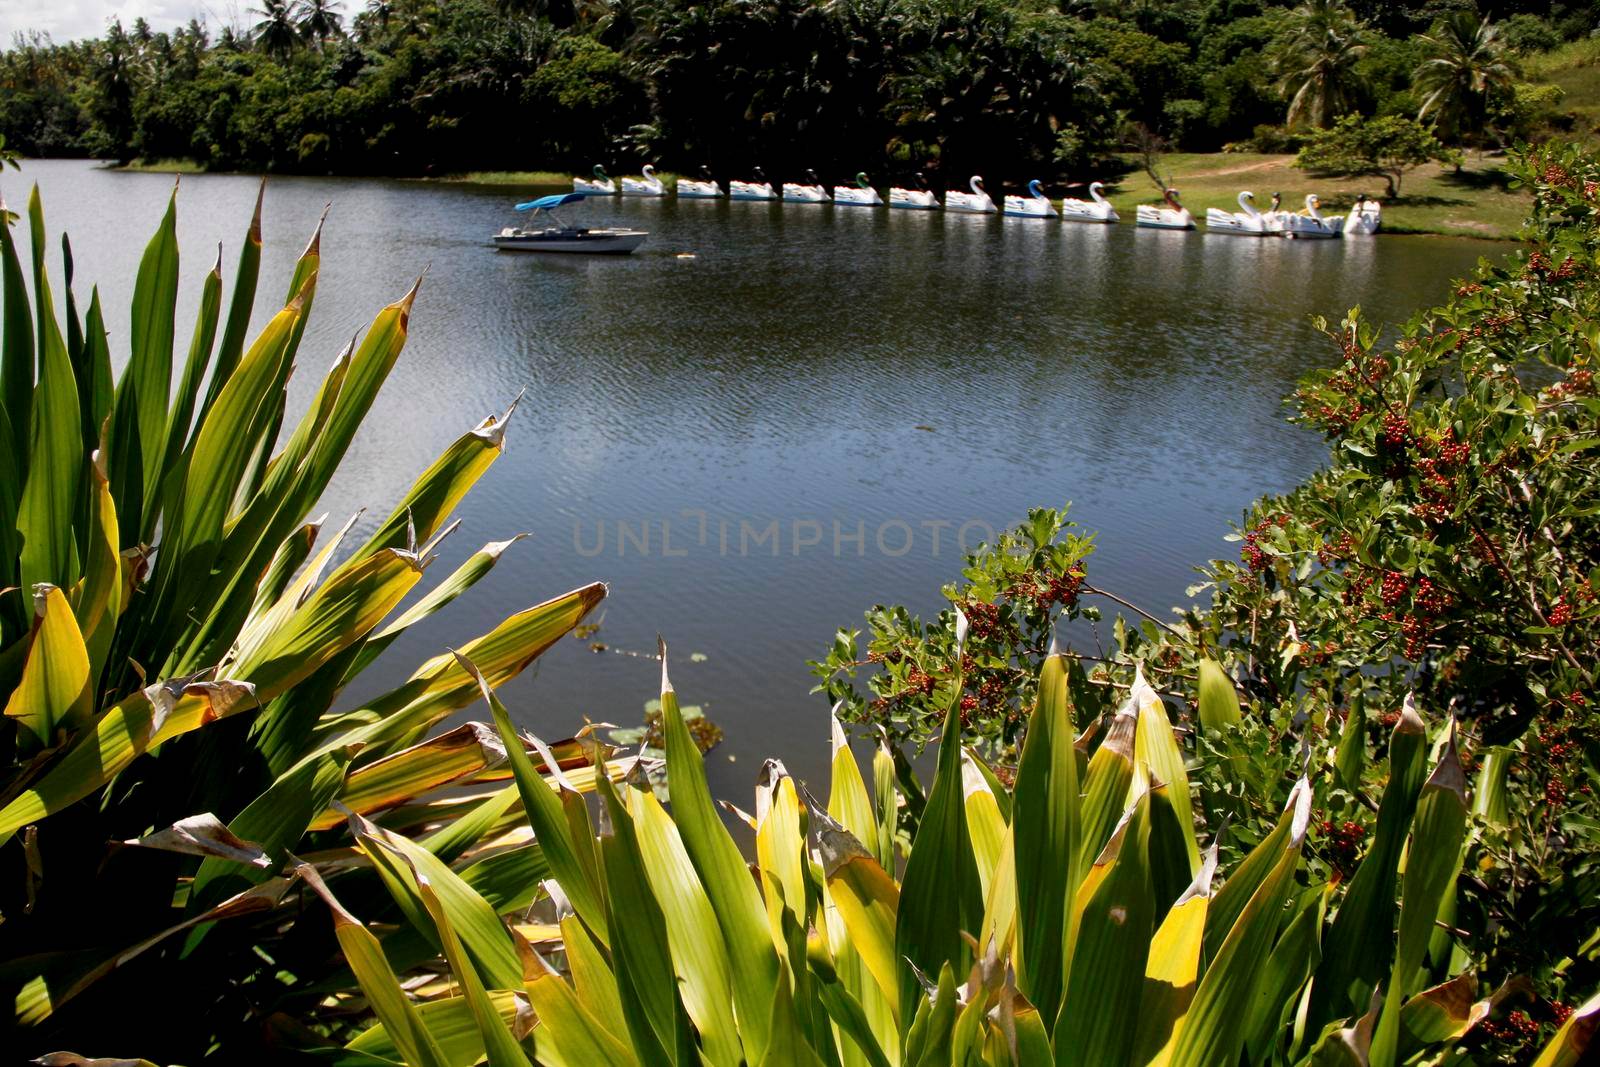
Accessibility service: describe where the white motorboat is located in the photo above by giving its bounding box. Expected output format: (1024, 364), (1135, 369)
(729, 167), (778, 201)
(889, 172), (940, 209)
(621, 164), (666, 197)
(833, 172), (884, 206)
(493, 193), (647, 254)
(573, 165), (616, 196)
(1347, 195), (1381, 236)
(1281, 194), (1345, 239)
(677, 166), (723, 199)
(945, 175), (996, 214)
(1003, 179), (1057, 218)
(782, 169), (830, 203)
(1136, 188), (1195, 230)
(1205, 190), (1270, 235)
(1060, 181), (1119, 223)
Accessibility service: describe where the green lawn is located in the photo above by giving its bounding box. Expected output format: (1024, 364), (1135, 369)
(1104, 151), (1531, 239)
(1524, 37), (1600, 143)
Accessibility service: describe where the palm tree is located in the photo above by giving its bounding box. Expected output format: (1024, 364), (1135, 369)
(251, 0), (300, 58)
(1271, 0), (1369, 129)
(295, 0), (347, 45)
(1414, 11), (1515, 142)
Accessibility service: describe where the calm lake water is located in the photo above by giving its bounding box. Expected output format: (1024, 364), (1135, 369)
(15, 159), (1507, 793)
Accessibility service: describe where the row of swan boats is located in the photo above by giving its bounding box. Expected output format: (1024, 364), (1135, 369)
(573, 165), (1382, 238)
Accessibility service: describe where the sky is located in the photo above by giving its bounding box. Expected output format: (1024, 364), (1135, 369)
(0, 0), (254, 44)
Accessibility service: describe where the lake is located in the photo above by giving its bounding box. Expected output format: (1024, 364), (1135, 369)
(14, 159), (1507, 793)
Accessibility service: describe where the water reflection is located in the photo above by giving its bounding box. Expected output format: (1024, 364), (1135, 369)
(16, 159), (1507, 790)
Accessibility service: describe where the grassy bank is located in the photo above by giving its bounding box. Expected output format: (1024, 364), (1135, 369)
(1104, 151), (1531, 239)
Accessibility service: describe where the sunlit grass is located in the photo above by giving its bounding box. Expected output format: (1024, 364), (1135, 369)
(1102, 151), (1530, 239)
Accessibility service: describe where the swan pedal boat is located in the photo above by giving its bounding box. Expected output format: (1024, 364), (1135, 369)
(833, 172), (884, 206)
(889, 175), (940, 209)
(1347, 198), (1381, 236)
(1003, 180), (1058, 218)
(1281, 194), (1344, 239)
(493, 193), (646, 255)
(620, 165), (666, 197)
(1205, 190), (1271, 236)
(729, 169), (778, 201)
(945, 175), (997, 214)
(1060, 182), (1118, 223)
(1136, 189), (1194, 230)
(677, 169), (724, 199)
(782, 170), (830, 203)
(573, 165), (616, 196)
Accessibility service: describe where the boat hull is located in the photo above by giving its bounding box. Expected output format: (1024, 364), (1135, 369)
(1205, 210), (1269, 235)
(573, 180), (616, 195)
(493, 231), (648, 254)
(1060, 203), (1118, 223)
(833, 190), (884, 206)
(782, 184), (830, 203)
(1136, 206), (1195, 230)
(1003, 198), (1057, 218)
(945, 194), (996, 214)
(677, 180), (723, 199)
(728, 182), (777, 201)
(889, 190), (939, 210)
(1281, 217), (1344, 239)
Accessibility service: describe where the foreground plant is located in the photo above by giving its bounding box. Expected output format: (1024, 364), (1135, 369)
(285, 637), (1592, 1066)
(0, 183), (609, 1057)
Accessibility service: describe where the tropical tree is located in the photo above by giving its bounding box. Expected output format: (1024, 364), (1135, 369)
(1414, 10), (1515, 141)
(1294, 113), (1458, 196)
(251, 0), (300, 58)
(1270, 0), (1369, 128)
(295, 0), (347, 45)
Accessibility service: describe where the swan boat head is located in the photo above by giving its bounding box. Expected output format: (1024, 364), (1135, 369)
(855, 172), (871, 188)
(969, 175), (985, 193)
(1088, 181), (1107, 203)
(1028, 179), (1045, 199)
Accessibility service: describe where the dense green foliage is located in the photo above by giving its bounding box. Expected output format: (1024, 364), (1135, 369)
(1294, 113), (1459, 194)
(0, 182), (621, 1058)
(816, 140), (1600, 1059)
(0, 0), (1592, 179)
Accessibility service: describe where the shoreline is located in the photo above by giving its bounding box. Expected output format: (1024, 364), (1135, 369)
(87, 153), (1529, 241)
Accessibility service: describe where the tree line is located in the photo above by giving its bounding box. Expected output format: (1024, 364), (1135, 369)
(0, 0), (1590, 182)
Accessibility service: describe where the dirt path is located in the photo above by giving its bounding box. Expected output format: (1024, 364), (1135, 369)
(1180, 158), (1292, 179)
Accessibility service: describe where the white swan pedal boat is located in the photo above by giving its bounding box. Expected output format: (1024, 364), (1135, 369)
(945, 175), (997, 214)
(729, 167), (778, 201)
(493, 193), (647, 255)
(1003, 179), (1058, 218)
(1347, 196), (1381, 236)
(1136, 189), (1194, 230)
(572, 165), (616, 195)
(782, 169), (831, 203)
(1281, 194), (1344, 239)
(621, 164), (666, 197)
(1060, 181), (1118, 223)
(833, 172), (884, 206)
(1205, 190), (1271, 235)
(677, 167), (724, 199)
(889, 173), (940, 209)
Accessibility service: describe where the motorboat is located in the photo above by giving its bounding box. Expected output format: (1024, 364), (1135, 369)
(1281, 194), (1345, 239)
(833, 172), (884, 206)
(621, 164), (666, 197)
(1205, 190), (1270, 235)
(1060, 181), (1118, 223)
(677, 166), (723, 199)
(492, 193), (647, 254)
(573, 165), (616, 195)
(1003, 179), (1057, 218)
(1135, 188), (1195, 230)
(889, 172), (940, 210)
(1348, 196), (1381, 236)
(729, 167), (778, 201)
(782, 169), (830, 203)
(945, 175), (996, 214)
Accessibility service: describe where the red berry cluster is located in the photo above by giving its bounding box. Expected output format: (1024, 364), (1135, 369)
(1318, 818), (1366, 877)
(1004, 565), (1085, 609)
(1455, 281), (1485, 297)
(1479, 1009), (1540, 1043)
(1381, 409), (1412, 448)
(1548, 366), (1595, 401)
(1380, 570), (1410, 606)
(961, 599), (1004, 640)
(1525, 250), (1551, 277)
(1240, 514), (1290, 572)
(1548, 597), (1573, 626)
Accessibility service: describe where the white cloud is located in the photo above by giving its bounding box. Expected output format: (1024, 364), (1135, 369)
(0, 0), (251, 45)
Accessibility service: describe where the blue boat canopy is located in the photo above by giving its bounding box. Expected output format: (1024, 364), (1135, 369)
(515, 193), (586, 211)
